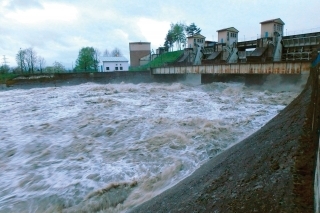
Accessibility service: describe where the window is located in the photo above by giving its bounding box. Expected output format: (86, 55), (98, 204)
(120, 67), (123, 70)
(115, 67), (118, 71)
(106, 67), (109, 71)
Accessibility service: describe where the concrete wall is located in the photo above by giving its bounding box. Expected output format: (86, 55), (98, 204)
(261, 22), (284, 38)
(316, 143), (320, 213)
(5, 71), (196, 88)
(152, 62), (310, 75)
(217, 31), (237, 46)
(6, 71), (154, 88)
(261, 22), (274, 38)
(314, 65), (320, 213)
(218, 31), (227, 44)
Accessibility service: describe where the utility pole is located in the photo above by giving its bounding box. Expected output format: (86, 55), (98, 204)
(2, 55), (8, 66)
(1, 55), (9, 73)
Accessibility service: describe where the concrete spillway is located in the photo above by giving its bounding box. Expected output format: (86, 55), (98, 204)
(130, 66), (320, 212)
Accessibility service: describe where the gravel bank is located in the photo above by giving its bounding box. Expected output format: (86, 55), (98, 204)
(130, 68), (319, 212)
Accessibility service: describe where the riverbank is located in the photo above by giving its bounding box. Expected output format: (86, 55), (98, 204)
(130, 67), (319, 212)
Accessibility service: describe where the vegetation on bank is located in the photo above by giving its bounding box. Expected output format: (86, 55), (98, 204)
(0, 73), (18, 84)
(129, 50), (184, 71)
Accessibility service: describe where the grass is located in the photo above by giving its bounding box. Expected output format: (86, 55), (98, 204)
(0, 73), (18, 84)
(130, 50), (184, 71)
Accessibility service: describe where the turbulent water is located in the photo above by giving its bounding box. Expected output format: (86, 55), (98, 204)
(0, 76), (306, 213)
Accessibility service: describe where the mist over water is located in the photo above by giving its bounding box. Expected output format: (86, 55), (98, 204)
(0, 78), (306, 213)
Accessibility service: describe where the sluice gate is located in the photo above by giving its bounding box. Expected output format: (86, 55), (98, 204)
(151, 61), (310, 75)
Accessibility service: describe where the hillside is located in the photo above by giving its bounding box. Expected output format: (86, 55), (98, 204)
(129, 50), (183, 71)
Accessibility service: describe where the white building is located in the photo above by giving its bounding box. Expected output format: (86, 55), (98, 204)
(187, 34), (206, 48)
(99, 56), (129, 72)
(260, 18), (285, 38)
(217, 27), (239, 45)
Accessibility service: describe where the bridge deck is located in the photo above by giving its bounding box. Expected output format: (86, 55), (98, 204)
(151, 62), (310, 75)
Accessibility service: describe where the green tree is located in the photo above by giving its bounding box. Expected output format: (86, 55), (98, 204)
(0, 65), (10, 74)
(93, 48), (100, 71)
(164, 30), (174, 52)
(75, 47), (99, 72)
(172, 22), (186, 50)
(185, 23), (201, 36)
(164, 22), (186, 51)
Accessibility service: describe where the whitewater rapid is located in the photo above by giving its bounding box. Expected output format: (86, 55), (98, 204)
(0, 77), (305, 212)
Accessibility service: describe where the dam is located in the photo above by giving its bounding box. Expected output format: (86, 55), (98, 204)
(2, 61), (319, 212)
(2, 38), (320, 212)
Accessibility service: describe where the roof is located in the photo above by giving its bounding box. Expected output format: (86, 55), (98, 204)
(129, 42), (151, 45)
(217, 27), (239, 33)
(100, 56), (128, 62)
(187, 34), (206, 39)
(260, 18), (285, 25)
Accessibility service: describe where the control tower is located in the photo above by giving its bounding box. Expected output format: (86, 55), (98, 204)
(129, 42), (151, 67)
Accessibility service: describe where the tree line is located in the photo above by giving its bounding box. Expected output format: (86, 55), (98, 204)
(164, 22), (201, 51)
(74, 47), (122, 72)
(14, 47), (65, 74)
(0, 46), (124, 74)
(2, 22), (199, 75)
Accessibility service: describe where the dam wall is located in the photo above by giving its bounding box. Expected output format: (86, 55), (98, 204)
(314, 63), (320, 213)
(151, 61), (310, 75)
(5, 71), (154, 88)
(316, 137), (320, 213)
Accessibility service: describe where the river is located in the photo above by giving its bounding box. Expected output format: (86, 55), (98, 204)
(0, 75), (306, 212)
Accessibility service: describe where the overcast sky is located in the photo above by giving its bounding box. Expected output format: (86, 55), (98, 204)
(1, 0), (319, 69)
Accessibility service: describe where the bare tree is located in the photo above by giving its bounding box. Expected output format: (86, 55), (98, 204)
(15, 48), (26, 73)
(53, 61), (65, 73)
(38, 57), (46, 73)
(111, 48), (122, 57)
(25, 48), (37, 73)
(103, 49), (110, 57)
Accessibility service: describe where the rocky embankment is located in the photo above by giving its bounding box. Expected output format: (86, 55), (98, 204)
(130, 67), (320, 212)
